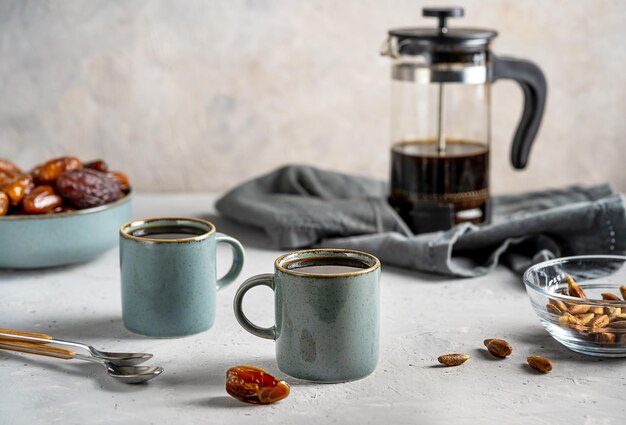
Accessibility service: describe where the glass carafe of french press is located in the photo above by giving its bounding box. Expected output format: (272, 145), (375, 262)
(382, 7), (547, 234)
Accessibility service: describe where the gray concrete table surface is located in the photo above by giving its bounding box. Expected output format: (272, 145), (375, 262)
(1, 193), (624, 425)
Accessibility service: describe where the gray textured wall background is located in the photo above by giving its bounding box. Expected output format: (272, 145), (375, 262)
(1, 0), (625, 193)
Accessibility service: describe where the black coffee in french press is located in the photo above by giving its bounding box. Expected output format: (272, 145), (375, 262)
(382, 7), (547, 234)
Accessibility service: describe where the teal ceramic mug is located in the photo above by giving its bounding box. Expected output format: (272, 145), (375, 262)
(234, 249), (381, 382)
(120, 217), (245, 337)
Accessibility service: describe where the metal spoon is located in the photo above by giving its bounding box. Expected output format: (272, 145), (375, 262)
(0, 341), (163, 384)
(77, 354), (164, 384)
(0, 329), (153, 366)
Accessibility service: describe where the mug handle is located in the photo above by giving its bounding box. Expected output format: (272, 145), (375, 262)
(215, 233), (245, 290)
(233, 274), (276, 340)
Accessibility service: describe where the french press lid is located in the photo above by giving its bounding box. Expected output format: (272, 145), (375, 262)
(387, 7), (498, 56)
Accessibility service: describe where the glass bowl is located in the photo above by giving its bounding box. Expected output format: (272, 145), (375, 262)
(523, 255), (626, 357)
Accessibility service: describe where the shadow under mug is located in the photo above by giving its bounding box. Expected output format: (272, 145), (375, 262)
(234, 248), (381, 382)
(120, 217), (245, 337)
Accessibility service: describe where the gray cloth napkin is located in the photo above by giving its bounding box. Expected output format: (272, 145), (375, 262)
(216, 165), (626, 277)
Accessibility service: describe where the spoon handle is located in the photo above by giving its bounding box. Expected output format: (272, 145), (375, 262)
(0, 328), (52, 343)
(0, 341), (75, 360)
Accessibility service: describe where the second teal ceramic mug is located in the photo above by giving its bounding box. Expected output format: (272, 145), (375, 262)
(120, 217), (244, 337)
(234, 249), (381, 382)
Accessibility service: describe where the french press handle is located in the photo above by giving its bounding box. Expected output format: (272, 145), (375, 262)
(492, 55), (547, 169)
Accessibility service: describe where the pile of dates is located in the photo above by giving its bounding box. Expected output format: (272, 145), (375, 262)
(0, 157), (130, 216)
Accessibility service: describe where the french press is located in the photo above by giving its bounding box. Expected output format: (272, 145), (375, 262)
(382, 7), (547, 234)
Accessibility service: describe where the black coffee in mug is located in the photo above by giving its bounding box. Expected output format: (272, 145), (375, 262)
(129, 225), (207, 240)
(283, 256), (370, 275)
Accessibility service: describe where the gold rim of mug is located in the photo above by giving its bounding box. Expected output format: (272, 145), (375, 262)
(275, 248), (381, 278)
(119, 216), (216, 243)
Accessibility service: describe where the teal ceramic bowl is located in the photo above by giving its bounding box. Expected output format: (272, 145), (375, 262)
(0, 193), (132, 269)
